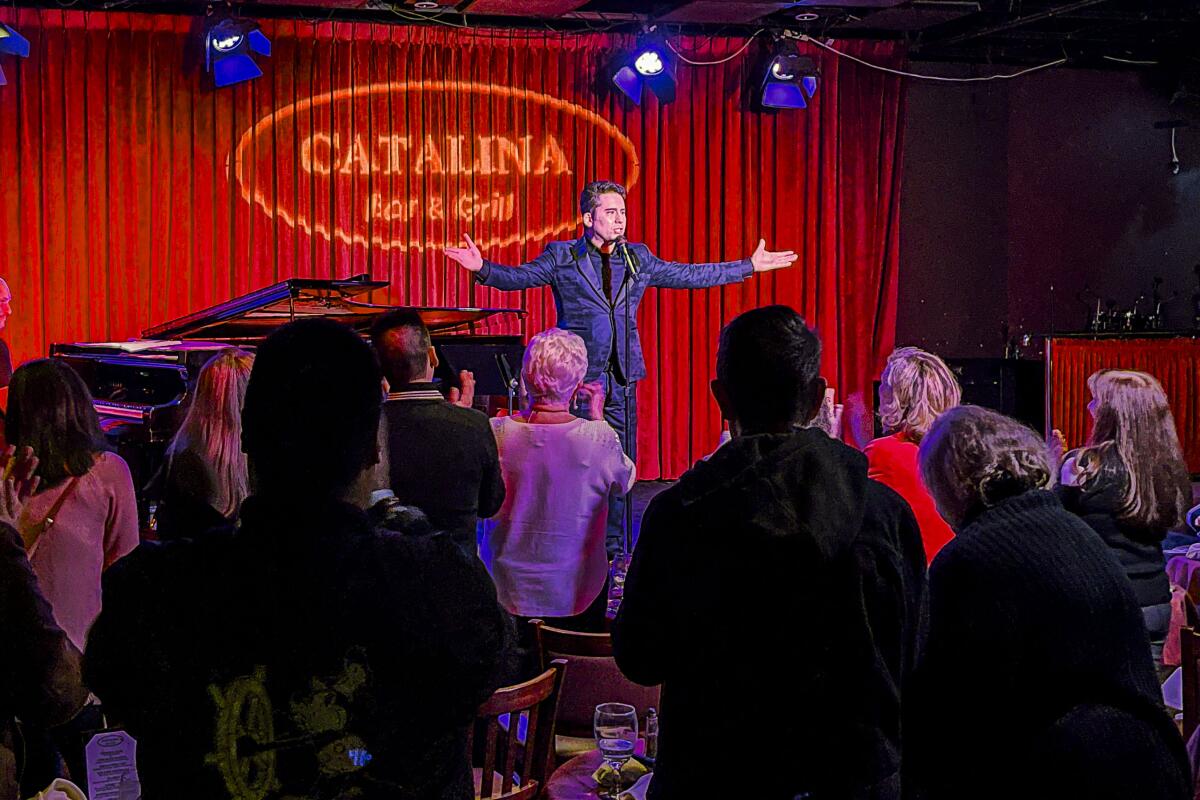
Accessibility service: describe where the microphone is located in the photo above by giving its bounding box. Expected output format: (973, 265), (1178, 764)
(615, 235), (640, 276)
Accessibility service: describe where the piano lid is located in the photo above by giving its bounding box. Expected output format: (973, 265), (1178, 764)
(142, 274), (522, 342)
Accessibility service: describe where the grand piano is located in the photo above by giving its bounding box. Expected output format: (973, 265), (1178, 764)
(50, 275), (525, 498)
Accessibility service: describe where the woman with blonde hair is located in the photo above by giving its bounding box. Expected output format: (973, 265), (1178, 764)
(910, 406), (1188, 800)
(153, 348), (254, 540)
(865, 346), (961, 561)
(481, 328), (634, 630)
(1059, 369), (1191, 667)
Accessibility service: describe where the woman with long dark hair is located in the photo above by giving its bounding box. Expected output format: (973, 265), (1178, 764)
(1059, 369), (1191, 668)
(7, 359), (139, 651)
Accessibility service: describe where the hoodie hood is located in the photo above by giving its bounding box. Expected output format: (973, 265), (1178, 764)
(674, 427), (870, 562)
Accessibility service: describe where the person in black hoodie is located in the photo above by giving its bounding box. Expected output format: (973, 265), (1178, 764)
(912, 405), (1189, 800)
(612, 306), (927, 800)
(1057, 369), (1191, 671)
(85, 319), (513, 800)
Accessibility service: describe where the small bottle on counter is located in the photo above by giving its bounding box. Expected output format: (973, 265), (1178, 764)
(644, 707), (658, 765)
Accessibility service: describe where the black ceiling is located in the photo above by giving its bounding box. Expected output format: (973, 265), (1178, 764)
(13, 0), (1200, 70)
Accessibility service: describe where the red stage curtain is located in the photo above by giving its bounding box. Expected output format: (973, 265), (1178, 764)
(0, 10), (904, 479)
(1049, 336), (1200, 473)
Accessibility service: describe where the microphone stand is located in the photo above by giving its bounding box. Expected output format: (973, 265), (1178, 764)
(617, 239), (639, 556)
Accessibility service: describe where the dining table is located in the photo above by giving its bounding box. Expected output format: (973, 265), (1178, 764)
(544, 747), (652, 800)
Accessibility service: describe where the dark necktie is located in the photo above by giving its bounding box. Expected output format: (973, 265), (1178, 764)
(599, 242), (615, 302)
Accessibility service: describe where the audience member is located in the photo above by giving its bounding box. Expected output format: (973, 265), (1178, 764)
(0, 448), (87, 799)
(0, 278), (13, 389)
(84, 319), (513, 800)
(613, 306), (927, 800)
(151, 348), (253, 541)
(911, 405), (1189, 800)
(866, 346), (960, 562)
(1059, 369), (1191, 670)
(481, 328), (634, 631)
(6, 360), (139, 651)
(371, 310), (504, 555)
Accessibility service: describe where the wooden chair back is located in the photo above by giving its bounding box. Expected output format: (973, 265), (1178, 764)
(469, 658), (567, 800)
(529, 620), (661, 739)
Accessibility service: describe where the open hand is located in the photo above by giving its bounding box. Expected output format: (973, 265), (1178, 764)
(1047, 428), (1066, 466)
(813, 387), (844, 438)
(0, 445), (38, 529)
(578, 381), (607, 421)
(445, 234), (484, 273)
(448, 370), (476, 408)
(749, 239), (797, 273)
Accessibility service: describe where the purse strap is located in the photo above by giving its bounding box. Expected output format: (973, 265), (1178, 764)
(24, 476), (81, 557)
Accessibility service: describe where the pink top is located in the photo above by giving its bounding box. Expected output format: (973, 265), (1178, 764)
(20, 452), (140, 650)
(481, 417), (636, 618)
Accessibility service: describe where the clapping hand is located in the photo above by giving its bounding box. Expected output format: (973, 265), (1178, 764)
(578, 381), (607, 421)
(448, 370), (476, 408)
(0, 445), (39, 529)
(813, 387), (844, 439)
(749, 239), (798, 273)
(445, 234), (484, 273)
(1047, 428), (1066, 466)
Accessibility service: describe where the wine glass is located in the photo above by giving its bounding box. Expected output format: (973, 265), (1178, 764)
(594, 702), (638, 798)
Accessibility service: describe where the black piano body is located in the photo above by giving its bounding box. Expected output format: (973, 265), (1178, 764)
(50, 275), (524, 511)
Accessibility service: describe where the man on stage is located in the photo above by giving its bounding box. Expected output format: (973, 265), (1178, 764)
(446, 180), (796, 554)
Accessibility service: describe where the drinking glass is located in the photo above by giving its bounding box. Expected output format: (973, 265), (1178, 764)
(594, 702), (638, 798)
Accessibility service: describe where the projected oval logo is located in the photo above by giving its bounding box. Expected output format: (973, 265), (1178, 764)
(233, 82), (640, 252)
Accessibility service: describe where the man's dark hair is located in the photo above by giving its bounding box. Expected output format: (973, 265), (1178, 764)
(242, 318), (382, 499)
(370, 309), (432, 388)
(579, 181), (627, 216)
(716, 305), (822, 431)
(7, 359), (112, 487)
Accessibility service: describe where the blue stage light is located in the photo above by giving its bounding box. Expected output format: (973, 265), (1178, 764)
(0, 24), (31, 87)
(761, 44), (818, 110)
(612, 37), (675, 105)
(205, 19), (271, 88)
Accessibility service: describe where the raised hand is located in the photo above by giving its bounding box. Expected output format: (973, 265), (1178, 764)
(448, 370), (476, 408)
(1047, 428), (1067, 467)
(813, 387), (844, 439)
(749, 239), (797, 273)
(579, 381), (607, 421)
(445, 233), (484, 273)
(0, 445), (38, 530)
(1, 445), (40, 501)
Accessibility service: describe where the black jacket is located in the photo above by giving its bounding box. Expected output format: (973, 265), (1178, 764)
(383, 385), (505, 554)
(0, 523), (86, 800)
(1059, 448), (1171, 610)
(907, 490), (1188, 800)
(612, 428), (927, 800)
(84, 497), (513, 800)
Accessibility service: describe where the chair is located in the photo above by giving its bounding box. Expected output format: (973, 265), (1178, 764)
(1182, 625), (1200, 740)
(529, 620), (661, 764)
(470, 658), (567, 800)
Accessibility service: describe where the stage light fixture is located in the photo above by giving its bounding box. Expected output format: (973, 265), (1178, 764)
(612, 36), (675, 105)
(761, 43), (818, 110)
(205, 18), (271, 88)
(0, 24), (31, 87)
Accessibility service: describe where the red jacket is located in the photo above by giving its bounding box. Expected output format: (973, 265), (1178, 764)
(865, 432), (955, 563)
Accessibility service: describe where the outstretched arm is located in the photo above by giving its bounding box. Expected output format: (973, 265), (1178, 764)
(445, 234), (556, 291)
(646, 239), (797, 289)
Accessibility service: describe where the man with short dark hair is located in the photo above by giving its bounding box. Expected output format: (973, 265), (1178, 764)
(612, 305), (927, 800)
(85, 318), (512, 800)
(446, 181), (796, 554)
(371, 309), (505, 556)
